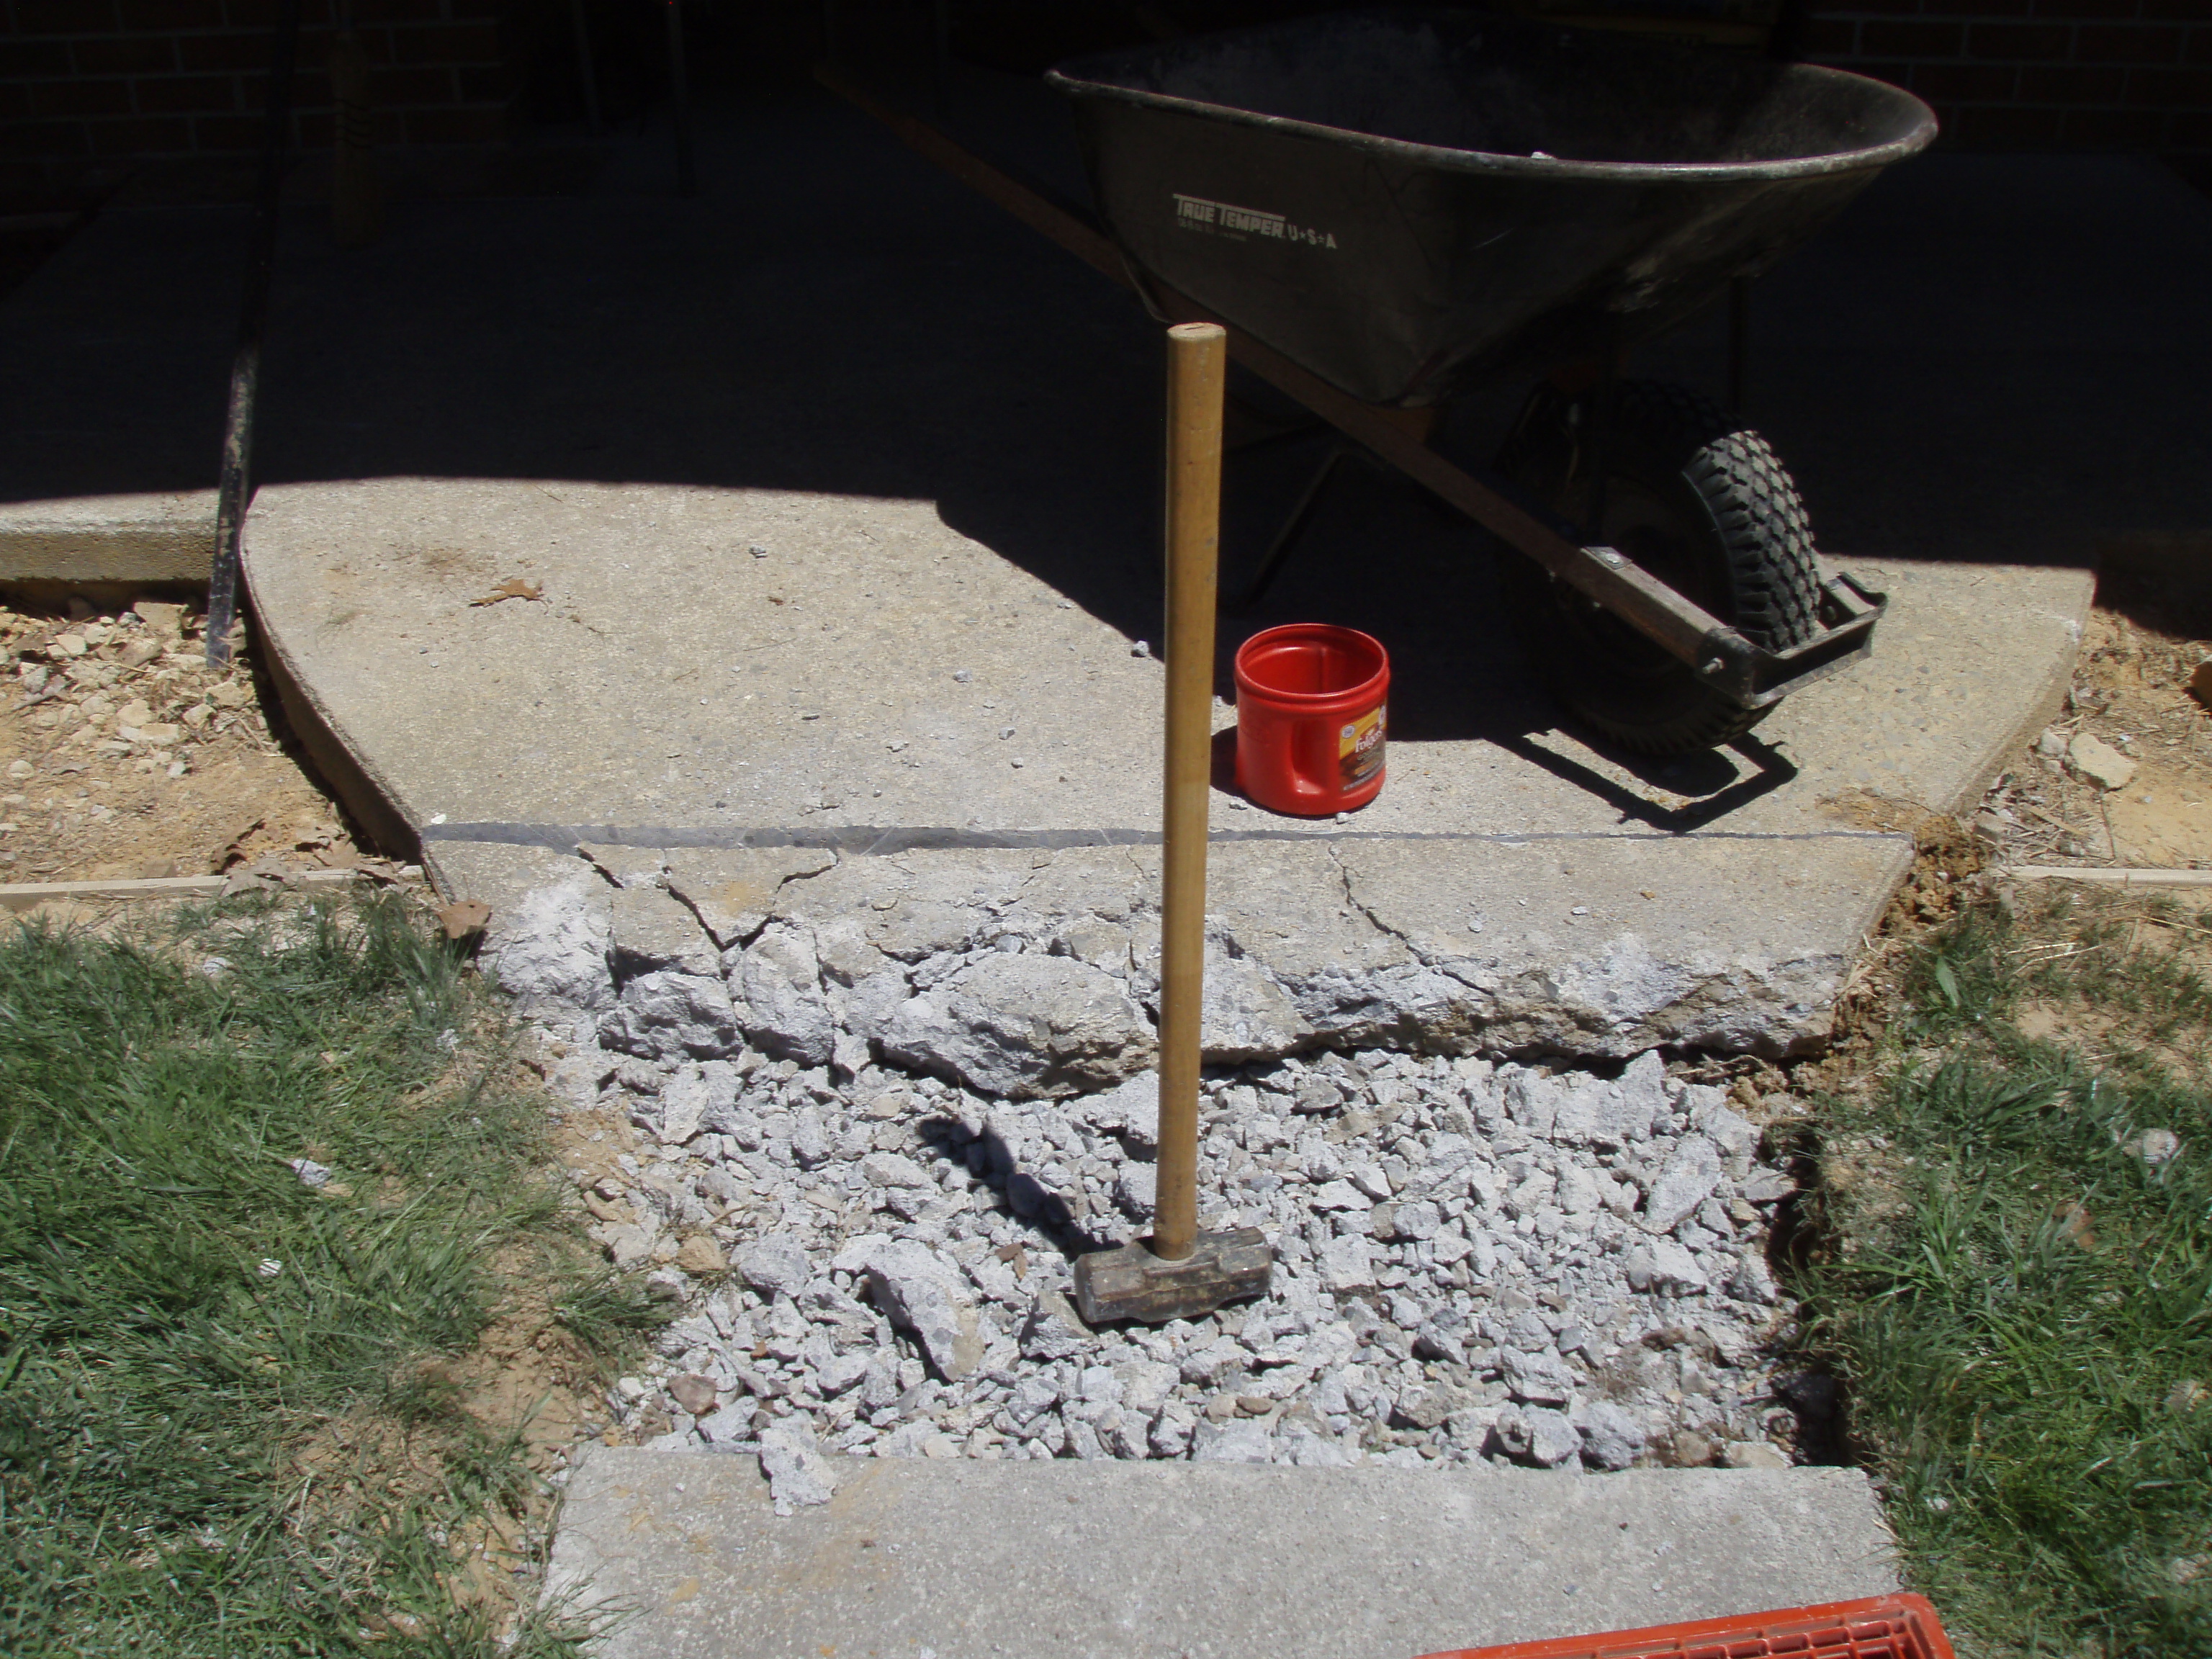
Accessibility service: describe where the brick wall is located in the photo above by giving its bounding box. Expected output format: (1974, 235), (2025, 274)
(1798, 0), (2212, 153)
(1, 0), (516, 190)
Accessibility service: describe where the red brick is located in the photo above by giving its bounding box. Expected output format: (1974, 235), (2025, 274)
(0, 84), (27, 119)
(12, 0), (118, 30)
(1840, 57), (1918, 84)
(367, 63), (451, 101)
(1809, 0), (1921, 14)
(1912, 58), (2020, 94)
(2186, 24), (2212, 60)
(390, 19), (495, 61)
(1967, 20), (2074, 53)
(294, 108), (331, 145)
(237, 67), (331, 105)
(72, 33), (175, 72)
(88, 114), (191, 153)
(2139, 0), (2209, 17)
(1863, 17), (1967, 50)
(403, 102), (501, 142)
(1954, 101), (2068, 138)
(134, 72), (238, 111)
(2077, 20), (2184, 55)
(1923, 0), (2037, 16)
(2125, 62), (2212, 99)
(179, 30), (281, 70)
(116, 0), (226, 26)
(190, 111), (261, 148)
(456, 61), (513, 99)
(0, 119), (94, 157)
(2167, 107), (2212, 142)
(2062, 104), (2167, 138)
(0, 37), (73, 73)
(444, 0), (503, 19)
(362, 0), (448, 21)
(1799, 17), (1861, 51)
(2017, 60), (2127, 93)
(29, 76), (130, 116)
(222, 0), (332, 25)
(2028, 0), (2140, 16)
(346, 23), (395, 61)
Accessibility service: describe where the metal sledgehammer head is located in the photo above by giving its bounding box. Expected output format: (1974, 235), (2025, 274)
(1071, 1228), (1272, 1326)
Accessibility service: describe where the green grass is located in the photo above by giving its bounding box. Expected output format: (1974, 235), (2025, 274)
(0, 892), (647, 1656)
(1800, 894), (2212, 1658)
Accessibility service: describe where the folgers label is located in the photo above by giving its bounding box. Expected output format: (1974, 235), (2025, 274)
(1233, 624), (1390, 817)
(1339, 705), (1386, 789)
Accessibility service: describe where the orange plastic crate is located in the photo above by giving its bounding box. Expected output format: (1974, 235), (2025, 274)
(1415, 1593), (1956, 1659)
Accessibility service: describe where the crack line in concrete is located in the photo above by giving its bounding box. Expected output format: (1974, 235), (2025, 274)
(421, 823), (1906, 853)
(1328, 840), (1429, 967)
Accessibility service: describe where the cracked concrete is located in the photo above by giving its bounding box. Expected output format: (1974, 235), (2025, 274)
(459, 825), (1908, 1062)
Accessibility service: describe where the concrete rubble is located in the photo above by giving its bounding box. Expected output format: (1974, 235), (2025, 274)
(501, 849), (1822, 1480)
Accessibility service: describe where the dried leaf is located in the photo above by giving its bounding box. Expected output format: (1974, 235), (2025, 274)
(221, 855), (294, 896)
(217, 818), (266, 871)
(438, 899), (492, 939)
(469, 579), (544, 607)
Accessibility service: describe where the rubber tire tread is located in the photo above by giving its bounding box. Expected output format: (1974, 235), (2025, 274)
(1655, 382), (1822, 655)
(1497, 378), (1824, 755)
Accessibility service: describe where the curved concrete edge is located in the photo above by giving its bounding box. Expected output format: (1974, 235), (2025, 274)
(1923, 563), (2088, 817)
(242, 531), (426, 875)
(544, 1446), (1900, 1659)
(0, 490), (218, 583)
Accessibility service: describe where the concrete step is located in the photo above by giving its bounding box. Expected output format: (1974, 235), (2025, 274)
(546, 1448), (1897, 1659)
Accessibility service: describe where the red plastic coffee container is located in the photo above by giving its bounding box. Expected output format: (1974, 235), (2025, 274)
(1233, 624), (1389, 817)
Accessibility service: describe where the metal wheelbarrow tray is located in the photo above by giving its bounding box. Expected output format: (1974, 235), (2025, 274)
(1046, 8), (1934, 408)
(819, 9), (1936, 754)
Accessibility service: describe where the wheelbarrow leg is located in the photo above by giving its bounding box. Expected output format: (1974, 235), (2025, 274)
(1233, 442), (1346, 612)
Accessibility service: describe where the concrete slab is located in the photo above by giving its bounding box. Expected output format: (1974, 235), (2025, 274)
(0, 489), (216, 583)
(15, 91), (2200, 1053)
(545, 1447), (1898, 1659)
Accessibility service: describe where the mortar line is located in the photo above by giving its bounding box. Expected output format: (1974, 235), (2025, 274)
(419, 822), (1907, 853)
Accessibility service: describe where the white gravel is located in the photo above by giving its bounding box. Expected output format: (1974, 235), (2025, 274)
(536, 1024), (1809, 1475)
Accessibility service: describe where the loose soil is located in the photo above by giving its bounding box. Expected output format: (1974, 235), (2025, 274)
(0, 597), (378, 882)
(1974, 607), (2212, 871)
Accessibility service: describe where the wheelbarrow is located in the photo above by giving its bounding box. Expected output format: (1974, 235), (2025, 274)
(820, 6), (1937, 755)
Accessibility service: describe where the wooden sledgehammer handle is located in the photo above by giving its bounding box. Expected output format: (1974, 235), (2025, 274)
(1154, 321), (1226, 1262)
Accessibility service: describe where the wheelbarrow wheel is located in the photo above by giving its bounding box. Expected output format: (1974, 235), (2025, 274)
(1496, 377), (1823, 755)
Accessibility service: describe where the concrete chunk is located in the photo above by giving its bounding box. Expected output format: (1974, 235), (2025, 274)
(866, 1241), (983, 1380)
(1642, 1135), (1724, 1234)
(881, 953), (1156, 1099)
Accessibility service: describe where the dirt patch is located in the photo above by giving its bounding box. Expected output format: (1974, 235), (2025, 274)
(1972, 607), (2212, 871)
(2, 597), (375, 882)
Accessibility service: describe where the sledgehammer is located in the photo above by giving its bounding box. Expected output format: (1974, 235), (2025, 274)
(1071, 323), (1273, 1326)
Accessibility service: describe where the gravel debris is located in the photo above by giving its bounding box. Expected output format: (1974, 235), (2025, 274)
(527, 987), (1805, 1473)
